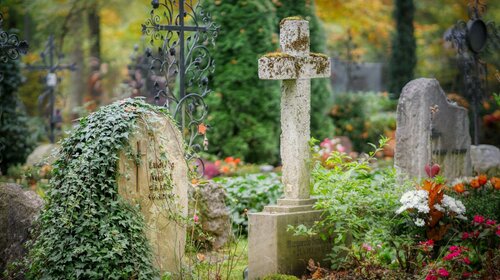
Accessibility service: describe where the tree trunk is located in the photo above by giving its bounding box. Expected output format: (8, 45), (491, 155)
(66, 13), (86, 121)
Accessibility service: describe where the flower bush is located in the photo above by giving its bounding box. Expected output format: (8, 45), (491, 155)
(214, 172), (282, 235)
(396, 176), (466, 241)
(448, 175), (500, 221)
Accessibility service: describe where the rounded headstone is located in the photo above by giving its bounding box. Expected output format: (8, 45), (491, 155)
(117, 112), (189, 275)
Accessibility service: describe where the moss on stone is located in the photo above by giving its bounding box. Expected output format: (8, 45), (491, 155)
(310, 52), (328, 59)
(263, 52), (294, 59)
(279, 16), (304, 27)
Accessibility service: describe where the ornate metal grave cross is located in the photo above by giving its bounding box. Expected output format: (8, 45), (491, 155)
(141, 0), (217, 157)
(258, 18), (330, 201)
(445, 0), (498, 145)
(26, 35), (76, 143)
(0, 12), (29, 81)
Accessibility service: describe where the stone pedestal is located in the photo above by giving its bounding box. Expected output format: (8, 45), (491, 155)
(248, 200), (330, 280)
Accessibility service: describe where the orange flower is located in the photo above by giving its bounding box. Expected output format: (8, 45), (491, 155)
(198, 123), (207, 135)
(220, 165), (230, 174)
(491, 177), (500, 190)
(477, 174), (488, 186)
(214, 160), (221, 167)
(234, 158), (241, 164)
(470, 179), (481, 189)
(453, 183), (465, 193)
(224, 157), (234, 163)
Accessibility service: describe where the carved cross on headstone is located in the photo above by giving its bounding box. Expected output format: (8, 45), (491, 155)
(258, 18), (330, 201)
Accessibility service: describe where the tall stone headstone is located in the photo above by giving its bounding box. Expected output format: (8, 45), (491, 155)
(395, 78), (472, 181)
(249, 18), (331, 279)
(117, 112), (189, 275)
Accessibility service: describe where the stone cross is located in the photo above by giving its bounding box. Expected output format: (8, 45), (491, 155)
(258, 18), (330, 201)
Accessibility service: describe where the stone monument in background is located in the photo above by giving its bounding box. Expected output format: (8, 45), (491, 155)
(395, 78), (472, 181)
(249, 18), (332, 279)
(117, 112), (189, 275)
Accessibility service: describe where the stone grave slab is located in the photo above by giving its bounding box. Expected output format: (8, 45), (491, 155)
(117, 112), (189, 275)
(395, 78), (472, 181)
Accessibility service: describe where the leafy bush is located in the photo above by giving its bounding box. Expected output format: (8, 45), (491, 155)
(26, 99), (159, 279)
(329, 92), (396, 153)
(293, 138), (408, 269)
(204, 0), (281, 164)
(214, 172), (283, 234)
(0, 57), (35, 174)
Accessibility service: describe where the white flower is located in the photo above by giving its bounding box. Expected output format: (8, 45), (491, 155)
(441, 195), (466, 216)
(396, 190), (430, 214)
(434, 203), (444, 212)
(414, 218), (425, 227)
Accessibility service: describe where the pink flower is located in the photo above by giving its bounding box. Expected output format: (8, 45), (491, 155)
(362, 243), (373, 251)
(443, 251), (460, 261)
(425, 272), (438, 280)
(462, 272), (472, 278)
(473, 215), (485, 224)
(336, 144), (346, 153)
(449, 245), (460, 252)
(437, 268), (450, 277)
(496, 229), (500, 237)
(193, 214), (199, 223)
(461, 232), (469, 240)
(463, 256), (471, 265)
(486, 219), (496, 226)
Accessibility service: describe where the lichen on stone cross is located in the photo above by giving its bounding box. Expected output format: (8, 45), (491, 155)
(258, 18), (331, 200)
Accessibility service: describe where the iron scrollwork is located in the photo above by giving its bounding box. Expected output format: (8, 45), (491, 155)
(141, 0), (218, 159)
(0, 12), (29, 81)
(445, 0), (498, 145)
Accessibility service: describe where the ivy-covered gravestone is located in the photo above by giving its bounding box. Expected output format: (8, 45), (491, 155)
(117, 109), (189, 274)
(27, 99), (188, 279)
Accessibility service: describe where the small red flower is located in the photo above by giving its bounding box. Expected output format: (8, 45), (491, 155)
(463, 256), (471, 265)
(486, 219), (496, 226)
(437, 268), (449, 277)
(449, 245), (460, 252)
(461, 232), (469, 240)
(443, 251), (460, 261)
(473, 215), (485, 224)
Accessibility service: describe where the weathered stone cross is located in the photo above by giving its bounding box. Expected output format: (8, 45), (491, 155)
(258, 18), (330, 201)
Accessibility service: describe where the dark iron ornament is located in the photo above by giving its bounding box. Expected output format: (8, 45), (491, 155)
(141, 0), (218, 159)
(26, 35), (76, 143)
(445, 0), (498, 145)
(0, 12), (29, 81)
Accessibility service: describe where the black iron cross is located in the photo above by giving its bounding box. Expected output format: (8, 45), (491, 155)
(445, 0), (498, 145)
(26, 35), (76, 143)
(141, 0), (217, 158)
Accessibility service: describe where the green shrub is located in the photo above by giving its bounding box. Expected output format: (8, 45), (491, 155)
(329, 92), (396, 152)
(0, 57), (35, 174)
(292, 138), (409, 269)
(205, 0), (281, 164)
(26, 99), (159, 279)
(214, 172), (283, 234)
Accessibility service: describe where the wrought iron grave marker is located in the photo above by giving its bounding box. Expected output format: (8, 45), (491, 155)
(26, 35), (76, 143)
(445, 0), (498, 145)
(141, 0), (218, 157)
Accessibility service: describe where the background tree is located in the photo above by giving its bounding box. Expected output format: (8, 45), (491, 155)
(274, 0), (334, 140)
(0, 57), (34, 174)
(205, 0), (281, 164)
(388, 0), (416, 98)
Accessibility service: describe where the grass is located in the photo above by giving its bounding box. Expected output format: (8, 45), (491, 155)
(183, 238), (248, 280)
